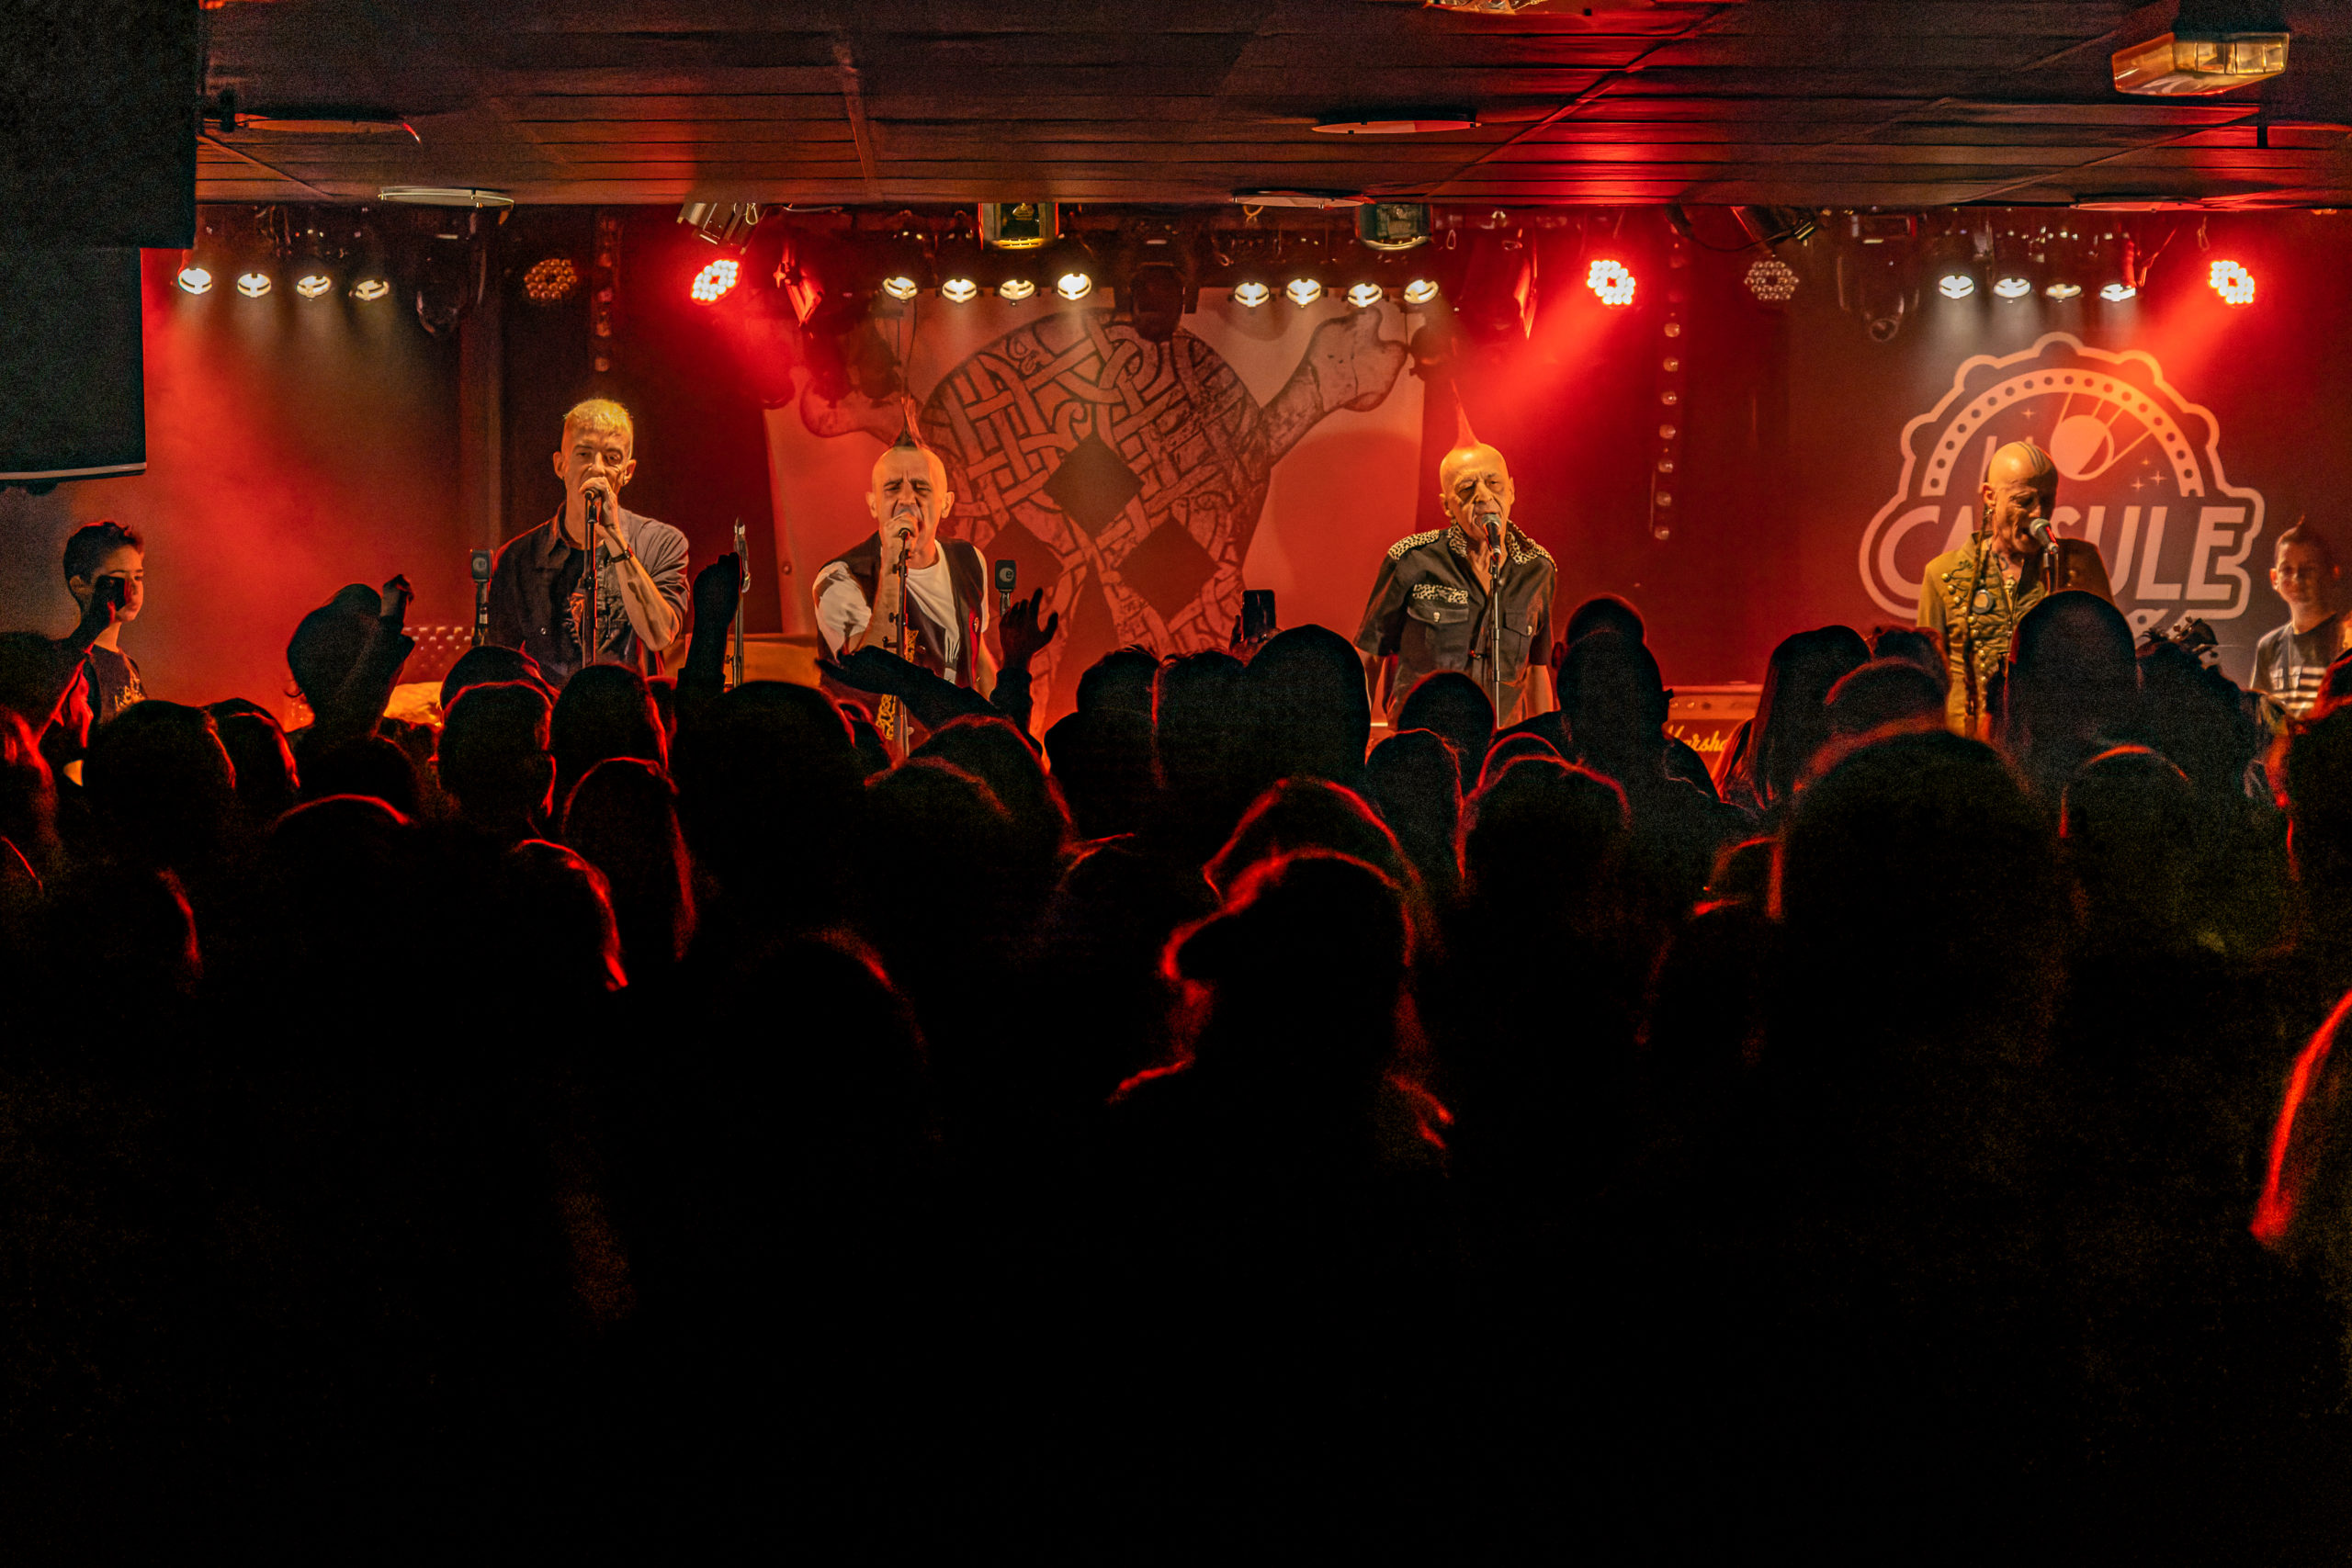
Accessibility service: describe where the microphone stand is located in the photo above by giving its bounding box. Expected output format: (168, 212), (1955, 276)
(729, 516), (747, 689)
(888, 520), (915, 752)
(581, 491), (603, 672)
(1484, 517), (1507, 721)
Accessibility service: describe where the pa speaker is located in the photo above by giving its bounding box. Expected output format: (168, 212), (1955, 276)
(0, 248), (145, 484)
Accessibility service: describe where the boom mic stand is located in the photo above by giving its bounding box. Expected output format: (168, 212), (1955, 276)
(581, 491), (604, 670)
(1485, 516), (1507, 720)
(888, 517), (915, 752)
(729, 516), (747, 688)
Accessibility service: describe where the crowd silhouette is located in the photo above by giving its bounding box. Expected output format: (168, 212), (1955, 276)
(6, 552), (2352, 1555)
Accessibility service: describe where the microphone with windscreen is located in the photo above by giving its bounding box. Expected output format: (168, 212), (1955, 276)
(995, 559), (1017, 614)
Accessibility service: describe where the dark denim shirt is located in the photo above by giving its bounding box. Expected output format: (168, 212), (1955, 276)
(486, 507), (689, 686)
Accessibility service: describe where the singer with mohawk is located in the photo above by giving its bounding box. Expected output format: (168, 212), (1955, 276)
(1918, 438), (2115, 736)
(813, 423), (995, 694)
(1355, 409), (1555, 725)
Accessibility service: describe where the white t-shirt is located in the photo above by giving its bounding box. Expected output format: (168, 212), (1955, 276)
(814, 548), (989, 670)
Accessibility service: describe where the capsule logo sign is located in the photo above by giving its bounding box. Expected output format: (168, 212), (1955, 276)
(1859, 333), (2265, 634)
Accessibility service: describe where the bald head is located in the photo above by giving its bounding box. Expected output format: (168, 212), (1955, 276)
(1981, 439), (2060, 559)
(1439, 443), (1515, 536)
(867, 440), (955, 558)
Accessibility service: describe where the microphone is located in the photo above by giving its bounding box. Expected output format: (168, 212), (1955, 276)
(2027, 516), (2057, 550)
(1481, 513), (1503, 569)
(994, 559), (1017, 614)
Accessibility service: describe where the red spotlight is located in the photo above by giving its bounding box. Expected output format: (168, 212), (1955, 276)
(2208, 259), (2255, 306)
(691, 257), (740, 304)
(1586, 258), (1636, 308)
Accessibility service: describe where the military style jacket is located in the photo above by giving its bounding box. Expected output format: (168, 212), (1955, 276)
(1357, 520), (1556, 725)
(1917, 533), (2112, 736)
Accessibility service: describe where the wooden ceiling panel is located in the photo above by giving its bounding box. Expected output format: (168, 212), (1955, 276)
(196, 0), (2352, 208)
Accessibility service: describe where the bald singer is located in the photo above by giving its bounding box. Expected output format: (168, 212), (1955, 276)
(1357, 434), (1556, 726)
(813, 427), (995, 693)
(1918, 438), (2116, 736)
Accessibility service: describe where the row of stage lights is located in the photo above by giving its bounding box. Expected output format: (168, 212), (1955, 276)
(1739, 238), (2259, 309)
(175, 262), (393, 301)
(685, 251), (1446, 311)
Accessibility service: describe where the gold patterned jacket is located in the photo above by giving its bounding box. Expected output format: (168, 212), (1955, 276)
(1917, 533), (2113, 736)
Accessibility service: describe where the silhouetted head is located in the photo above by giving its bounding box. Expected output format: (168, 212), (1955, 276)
(1396, 671), (1495, 797)
(1871, 626), (1947, 688)
(2061, 744), (2202, 949)
(1460, 755), (1627, 920)
(671, 681), (864, 926)
(1170, 851), (1412, 1084)
(285, 586), (383, 711)
(2005, 591), (2140, 801)
(564, 756), (695, 974)
(1564, 594), (1645, 648)
(1728, 626), (1872, 809)
(1245, 625), (1372, 792)
(1363, 728), (1463, 895)
(210, 708), (299, 827)
(550, 661), (665, 809)
(503, 839), (628, 997)
(260, 794), (414, 989)
(1556, 631), (1670, 785)
(915, 714), (1069, 874)
(859, 758), (1023, 999)
(1476, 729), (1561, 795)
(1781, 728), (2060, 1032)
(436, 681), (554, 832)
(2284, 704), (2352, 888)
(1206, 778), (1411, 901)
(300, 734), (420, 815)
(83, 701), (238, 874)
(1153, 650), (1254, 854)
(1045, 706), (1158, 841)
(440, 645), (549, 714)
(1826, 657), (1948, 741)
(2136, 637), (2256, 802)
(1078, 648), (1162, 721)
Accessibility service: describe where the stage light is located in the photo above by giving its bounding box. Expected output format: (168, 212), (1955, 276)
(236, 270), (272, 298)
(2114, 30), (2289, 96)
(981, 202), (1057, 251)
(1744, 255), (1799, 302)
(678, 201), (763, 249)
(691, 257), (740, 303)
(1346, 281), (1385, 309)
(1055, 269), (1093, 302)
(1586, 258), (1636, 307)
(1993, 275), (2033, 299)
(1232, 281), (1271, 309)
(2100, 282), (2138, 302)
(940, 276), (978, 303)
(2044, 280), (2083, 299)
(999, 277), (1036, 302)
(175, 265), (213, 295)
(350, 276), (390, 302)
(1357, 202), (1433, 252)
(2210, 259), (2256, 305)
(1401, 277), (1439, 306)
(1285, 276), (1323, 307)
(881, 272), (921, 301)
(523, 256), (578, 303)
(1938, 272), (1976, 299)
(294, 272), (334, 299)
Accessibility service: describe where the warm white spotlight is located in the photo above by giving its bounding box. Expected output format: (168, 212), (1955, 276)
(1345, 281), (1385, 309)
(691, 257), (740, 303)
(1586, 258), (1636, 307)
(1055, 270), (1093, 302)
(1232, 281), (1271, 309)
(2100, 282), (2137, 302)
(294, 272), (334, 299)
(1401, 277), (1439, 306)
(1938, 273), (1976, 299)
(2209, 259), (2256, 305)
(1284, 276), (1323, 307)
(999, 277), (1036, 302)
(2044, 281), (2083, 300)
(880, 274), (921, 301)
(940, 277), (978, 303)
(1744, 255), (1799, 302)
(236, 271), (272, 298)
(175, 265), (213, 295)
(1993, 276), (2033, 299)
(350, 277), (391, 302)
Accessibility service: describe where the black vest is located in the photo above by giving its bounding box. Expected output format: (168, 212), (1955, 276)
(828, 534), (988, 686)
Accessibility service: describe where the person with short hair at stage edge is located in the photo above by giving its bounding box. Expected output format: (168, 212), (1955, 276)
(62, 520), (147, 727)
(2252, 522), (2343, 719)
(1917, 438), (2114, 737)
(1357, 412), (1555, 728)
(813, 423), (995, 696)
(486, 398), (689, 688)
